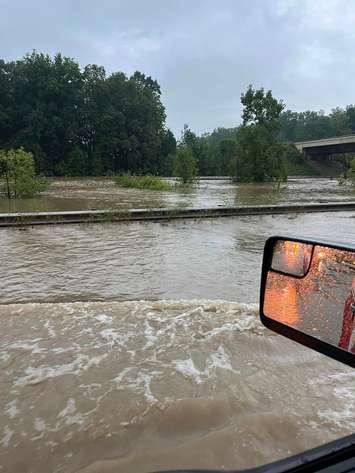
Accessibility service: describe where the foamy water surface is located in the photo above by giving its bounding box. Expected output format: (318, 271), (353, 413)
(0, 199), (354, 472)
(0, 301), (354, 473)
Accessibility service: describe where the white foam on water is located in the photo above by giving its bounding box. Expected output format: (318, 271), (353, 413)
(0, 351), (10, 363)
(174, 358), (204, 384)
(94, 314), (113, 324)
(46, 441), (59, 448)
(58, 399), (77, 418)
(6, 339), (44, 355)
(5, 400), (19, 419)
(99, 328), (130, 348)
(1, 426), (14, 448)
(1, 299), (354, 472)
(15, 353), (108, 386)
(34, 418), (46, 432)
(79, 383), (102, 399)
(327, 372), (355, 383)
(113, 367), (131, 388)
(143, 319), (158, 348)
(204, 316), (263, 340)
(208, 345), (238, 374)
(63, 413), (87, 427)
(173, 346), (238, 385)
(113, 368), (161, 403)
(50, 347), (75, 355)
(44, 320), (56, 337)
(318, 385), (355, 430)
(56, 400), (87, 429)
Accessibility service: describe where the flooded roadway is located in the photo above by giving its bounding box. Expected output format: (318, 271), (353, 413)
(0, 179), (354, 472)
(0, 212), (354, 304)
(1, 300), (354, 473)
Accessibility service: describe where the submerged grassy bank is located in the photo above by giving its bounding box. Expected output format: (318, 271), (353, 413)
(114, 173), (172, 191)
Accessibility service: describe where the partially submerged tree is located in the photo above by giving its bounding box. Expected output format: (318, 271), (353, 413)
(0, 148), (47, 198)
(232, 85), (287, 182)
(173, 146), (197, 185)
(233, 125), (287, 182)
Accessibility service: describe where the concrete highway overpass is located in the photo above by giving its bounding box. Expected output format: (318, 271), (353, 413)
(295, 134), (355, 157)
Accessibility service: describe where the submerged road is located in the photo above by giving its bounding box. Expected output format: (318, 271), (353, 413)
(0, 201), (355, 226)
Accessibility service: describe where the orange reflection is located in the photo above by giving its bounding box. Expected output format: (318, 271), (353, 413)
(285, 241), (300, 269)
(264, 272), (300, 326)
(265, 244), (355, 340)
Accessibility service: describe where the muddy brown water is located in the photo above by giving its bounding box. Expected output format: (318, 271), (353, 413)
(1, 301), (354, 473)
(0, 212), (354, 304)
(0, 179), (354, 472)
(0, 177), (354, 213)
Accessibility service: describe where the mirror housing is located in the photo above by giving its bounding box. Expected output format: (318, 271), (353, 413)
(260, 236), (355, 368)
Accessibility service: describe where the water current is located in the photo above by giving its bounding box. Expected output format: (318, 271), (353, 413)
(0, 179), (354, 473)
(0, 177), (354, 213)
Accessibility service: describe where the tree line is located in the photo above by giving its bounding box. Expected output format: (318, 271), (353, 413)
(279, 106), (355, 142)
(0, 51), (176, 176)
(1, 51), (354, 183)
(179, 104), (355, 178)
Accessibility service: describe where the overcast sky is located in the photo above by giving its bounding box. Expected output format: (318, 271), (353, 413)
(1, 0), (355, 136)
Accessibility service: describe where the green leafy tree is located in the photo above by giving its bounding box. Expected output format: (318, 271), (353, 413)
(173, 146), (197, 184)
(233, 125), (287, 182)
(241, 85), (285, 128)
(233, 86), (286, 182)
(283, 144), (316, 175)
(0, 148), (47, 198)
(218, 139), (237, 175)
(0, 52), (169, 177)
(8, 52), (83, 175)
(336, 154), (355, 179)
(349, 158), (355, 183)
(346, 105), (355, 133)
(179, 125), (219, 176)
(59, 147), (88, 176)
(279, 107), (353, 142)
(159, 129), (177, 175)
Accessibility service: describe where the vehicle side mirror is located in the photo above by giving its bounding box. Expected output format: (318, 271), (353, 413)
(260, 236), (355, 368)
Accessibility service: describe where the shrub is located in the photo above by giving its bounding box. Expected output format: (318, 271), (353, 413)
(173, 146), (197, 184)
(349, 158), (355, 182)
(0, 148), (47, 198)
(114, 173), (172, 191)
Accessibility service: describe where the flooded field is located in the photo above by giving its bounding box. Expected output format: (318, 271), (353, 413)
(0, 184), (354, 472)
(0, 177), (354, 213)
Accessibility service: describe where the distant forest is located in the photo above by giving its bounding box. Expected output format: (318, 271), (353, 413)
(180, 105), (355, 176)
(204, 106), (355, 145)
(1, 51), (355, 177)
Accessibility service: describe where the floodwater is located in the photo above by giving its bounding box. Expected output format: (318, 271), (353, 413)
(0, 180), (355, 472)
(0, 177), (354, 213)
(0, 212), (354, 304)
(1, 301), (354, 473)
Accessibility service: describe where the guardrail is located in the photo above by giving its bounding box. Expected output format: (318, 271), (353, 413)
(0, 202), (354, 227)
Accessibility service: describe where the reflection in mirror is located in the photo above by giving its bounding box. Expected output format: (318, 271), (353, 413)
(271, 240), (314, 277)
(264, 242), (355, 354)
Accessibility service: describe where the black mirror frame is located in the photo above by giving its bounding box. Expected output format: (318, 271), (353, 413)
(260, 235), (355, 368)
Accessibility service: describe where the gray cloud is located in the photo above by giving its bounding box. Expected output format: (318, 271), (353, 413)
(1, 0), (355, 135)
